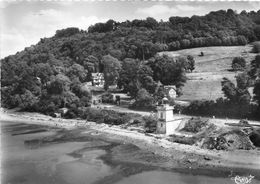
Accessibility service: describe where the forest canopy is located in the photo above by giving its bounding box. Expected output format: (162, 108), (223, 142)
(1, 9), (260, 114)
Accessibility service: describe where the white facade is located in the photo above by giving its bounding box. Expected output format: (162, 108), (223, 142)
(164, 85), (177, 99)
(157, 104), (174, 122)
(156, 103), (181, 135)
(92, 73), (104, 87)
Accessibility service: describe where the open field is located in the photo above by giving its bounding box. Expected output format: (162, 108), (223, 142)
(160, 45), (258, 101)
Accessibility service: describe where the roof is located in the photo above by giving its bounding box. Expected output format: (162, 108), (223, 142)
(164, 85), (176, 90)
(91, 73), (104, 78)
(163, 97), (168, 101)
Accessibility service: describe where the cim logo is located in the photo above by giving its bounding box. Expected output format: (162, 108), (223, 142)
(231, 175), (254, 184)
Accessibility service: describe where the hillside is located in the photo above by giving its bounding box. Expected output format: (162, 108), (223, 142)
(1, 9), (260, 114)
(160, 45), (258, 101)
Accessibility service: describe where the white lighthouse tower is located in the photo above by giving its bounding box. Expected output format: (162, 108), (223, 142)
(156, 97), (180, 135)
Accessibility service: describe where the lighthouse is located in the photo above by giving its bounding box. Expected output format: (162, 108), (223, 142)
(156, 97), (180, 135)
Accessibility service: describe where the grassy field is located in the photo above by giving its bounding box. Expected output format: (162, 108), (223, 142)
(160, 45), (257, 101)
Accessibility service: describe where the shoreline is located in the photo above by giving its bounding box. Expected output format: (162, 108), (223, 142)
(1, 110), (260, 179)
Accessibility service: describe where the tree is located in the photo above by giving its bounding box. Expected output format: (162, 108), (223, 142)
(237, 35), (247, 45)
(15, 90), (38, 110)
(253, 79), (260, 106)
(221, 75), (251, 104)
(55, 27), (80, 38)
(118, 58), (139, 95)
(34, 63), (54, 85)
(236, 73), (250, 90)
(47, 74), (71, 95)
(232, 57), (246, 71)
(144, 115), (157, 133)
(253, 55), (260, 69)
(84, 55), (99, 72)
(145, 17), (158, 29)
(254, 25), (260, 40)
(132, 88), (155, 109)
(221, 77), (238, 102)
(176, 56), (195, 72)
(249, 55), (260, 79)
(176, 57), (189, 71)
(148, 54), (187, 91)
(187, 55), (195, 72)
(62, 91), (80, 108)
(66, 63), (87, 82)
(252, 42), (260, 53)
(88, 19), (115, 33)
(236, 73), (251, 104)
(253, 65), (260, 108)
(108, 49), (123, 60)
(102, 55), (121, 90)
(118, 58), (157, 98)
(70, 81), (92, 107)
(137, 64), (157, 94)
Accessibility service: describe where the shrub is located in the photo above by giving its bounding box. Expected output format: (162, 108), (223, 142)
(131, 88), (156, 110)
(103, 110), (127, 125)
(173, 104), (185, 114)
(16, 90), (38, 111)
(231, 57), (246, 71)
(131, 119), (144, 125)
(249, 128), (260, 147)
(181, 117), (209, 133)
(238, 119), (249, 126)
(101, 92), (114, 104)
(182, 98), (259, 120)
(103, 110), (133, 125)
(103, 113), (121, 125)
(69, 107), (136, 125)
(252, 42), (260, 53)
(168, 135), (196, 145)
(143, 115), (157, 133)
(63, 108), (78, 119)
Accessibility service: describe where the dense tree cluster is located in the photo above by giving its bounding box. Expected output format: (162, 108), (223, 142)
(1, 9), (260, 113)
(231, 57), (246, 71)
(118, 54), (188, 109)
(221, 74), (251, 105)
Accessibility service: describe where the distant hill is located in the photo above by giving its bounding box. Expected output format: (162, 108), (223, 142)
(1, 9), (260, 112)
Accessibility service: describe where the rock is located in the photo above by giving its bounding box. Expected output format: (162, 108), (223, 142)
(204, 155), (211, 161)
(186, 158), (197, 163)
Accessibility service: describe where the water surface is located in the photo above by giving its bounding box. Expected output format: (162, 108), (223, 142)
(1, 120), (259, 184)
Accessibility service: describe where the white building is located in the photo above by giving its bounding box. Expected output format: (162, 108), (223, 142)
(164, 85), (177, 99)
(91, 73), (104, 87)
(156, 97), (182, 135)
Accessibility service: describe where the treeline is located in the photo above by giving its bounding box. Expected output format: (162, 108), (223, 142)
(88, 9), (260, 53)
(1, 9), (260, 115)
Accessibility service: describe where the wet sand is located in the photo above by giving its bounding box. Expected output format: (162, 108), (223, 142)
(1, 119), (260, 184)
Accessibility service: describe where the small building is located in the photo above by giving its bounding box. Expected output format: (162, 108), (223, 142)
(58, 108), (68, 116)
(156, 97), (182, 135)
(164, 85), (177, 99)
(91, 73), (104, 87)
(91, 95), (102, 105)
